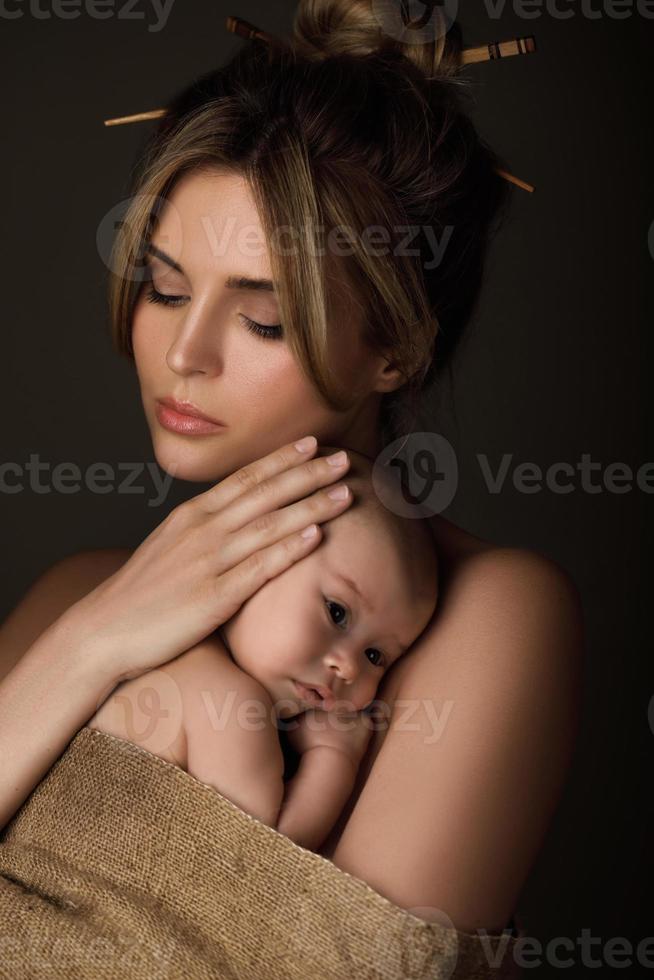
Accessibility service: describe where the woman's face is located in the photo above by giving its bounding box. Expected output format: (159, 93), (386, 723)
(131, 168), (394, 483)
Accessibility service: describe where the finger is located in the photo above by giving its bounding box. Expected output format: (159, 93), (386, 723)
(196, 436), (320, 514)
(213, 521), (325, 623)
(215, 481), (353, 572)
(214, 450), (352, 534)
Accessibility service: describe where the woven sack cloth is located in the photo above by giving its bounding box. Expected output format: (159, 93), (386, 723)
(0, 726), (525, 979)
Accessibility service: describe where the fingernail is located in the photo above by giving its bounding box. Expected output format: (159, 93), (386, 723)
(327, 450), (348, 467)
(328, 484), (349, 500)
(295, 436), (317, 453)
(301, 524), (319, 539)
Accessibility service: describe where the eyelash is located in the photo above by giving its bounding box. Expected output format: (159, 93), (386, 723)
(324, 599), (384, 668)
(144, 285), (284, 342)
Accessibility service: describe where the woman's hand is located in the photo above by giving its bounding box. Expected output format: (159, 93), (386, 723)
(63, 437), (353, 684)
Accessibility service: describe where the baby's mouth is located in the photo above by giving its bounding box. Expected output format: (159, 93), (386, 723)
(293, 680), (333, 710)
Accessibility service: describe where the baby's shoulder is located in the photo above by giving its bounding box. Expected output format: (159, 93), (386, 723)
(167, 635), (277, 749)
(88, 634), (268, 769)
(170, 634), (271, 713)
(87, 655), (190, 768)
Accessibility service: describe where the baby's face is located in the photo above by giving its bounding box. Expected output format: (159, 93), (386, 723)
(220, 509), (437, 718)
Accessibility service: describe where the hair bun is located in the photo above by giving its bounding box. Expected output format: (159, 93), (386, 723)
(292, 0), (463, 79)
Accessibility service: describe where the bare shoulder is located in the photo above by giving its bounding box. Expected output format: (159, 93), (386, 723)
(87, 634), (278, 775)
(180, 637), (280, 759)
(447, 542), (582, 616)
(0, 547), (134, 683)
(443, 543), (584, 666)
(425, 513), (583, 656)
(398, 542), (585, 707)
(172, 634), (274, 720)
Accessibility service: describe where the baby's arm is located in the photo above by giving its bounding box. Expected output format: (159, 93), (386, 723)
(276, 744), (358, 851)
(183, 644), (285, 827)
(276, 709), (372, 851)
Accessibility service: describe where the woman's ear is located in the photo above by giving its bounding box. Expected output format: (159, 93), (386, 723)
(370, 354), (407, 394)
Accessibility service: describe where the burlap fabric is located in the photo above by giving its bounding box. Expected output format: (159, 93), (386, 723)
(0, 727), (524, 979)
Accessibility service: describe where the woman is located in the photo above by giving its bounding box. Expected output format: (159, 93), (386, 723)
(0, 0), (583, 947)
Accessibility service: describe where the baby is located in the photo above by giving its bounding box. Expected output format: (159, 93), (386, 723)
(88, 446), (439, 851)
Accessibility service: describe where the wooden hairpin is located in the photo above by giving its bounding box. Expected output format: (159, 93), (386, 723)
(103, 15), (536, 193)
(461, 35), (537, 65)
(224, 14), (279, 45)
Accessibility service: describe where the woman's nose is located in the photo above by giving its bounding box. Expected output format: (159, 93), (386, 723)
(165, 305), (225, 377)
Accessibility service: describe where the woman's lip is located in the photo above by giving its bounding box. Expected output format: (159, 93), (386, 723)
(155, 402), (226, 435)
(158, 397), (224, 425)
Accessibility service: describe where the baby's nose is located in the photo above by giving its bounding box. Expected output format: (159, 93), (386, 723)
(328, 650), (359, 685)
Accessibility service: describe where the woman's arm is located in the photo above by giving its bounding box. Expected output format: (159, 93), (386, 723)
(0, 549), (133, 686)
(0, 611), (121, 831)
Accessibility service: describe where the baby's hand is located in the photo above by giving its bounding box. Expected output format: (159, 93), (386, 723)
(285, 708), (373, 770)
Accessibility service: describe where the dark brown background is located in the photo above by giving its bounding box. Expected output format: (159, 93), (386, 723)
(1, 1), (652, 974)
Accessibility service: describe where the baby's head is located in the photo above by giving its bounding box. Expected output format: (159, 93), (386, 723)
(220, 446), (439, 718)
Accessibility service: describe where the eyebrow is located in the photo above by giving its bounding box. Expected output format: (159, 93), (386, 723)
(336, 572), (373, 614)
(145, 243), (277, 293)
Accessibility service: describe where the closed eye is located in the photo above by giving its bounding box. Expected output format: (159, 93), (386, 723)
(146, 285), (186, 308)
(144, 285), (283, 341)
(238, 314), (284, 341)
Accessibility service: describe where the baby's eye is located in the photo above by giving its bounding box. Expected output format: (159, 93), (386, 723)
(325, 600), (385, 669)
(326, 599), (347, 628)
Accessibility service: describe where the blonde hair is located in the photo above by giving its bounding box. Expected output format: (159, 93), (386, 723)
(108, 0), (510, 444)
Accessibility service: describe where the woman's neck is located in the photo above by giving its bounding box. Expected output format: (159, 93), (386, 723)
(331, 395), (385, 462)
